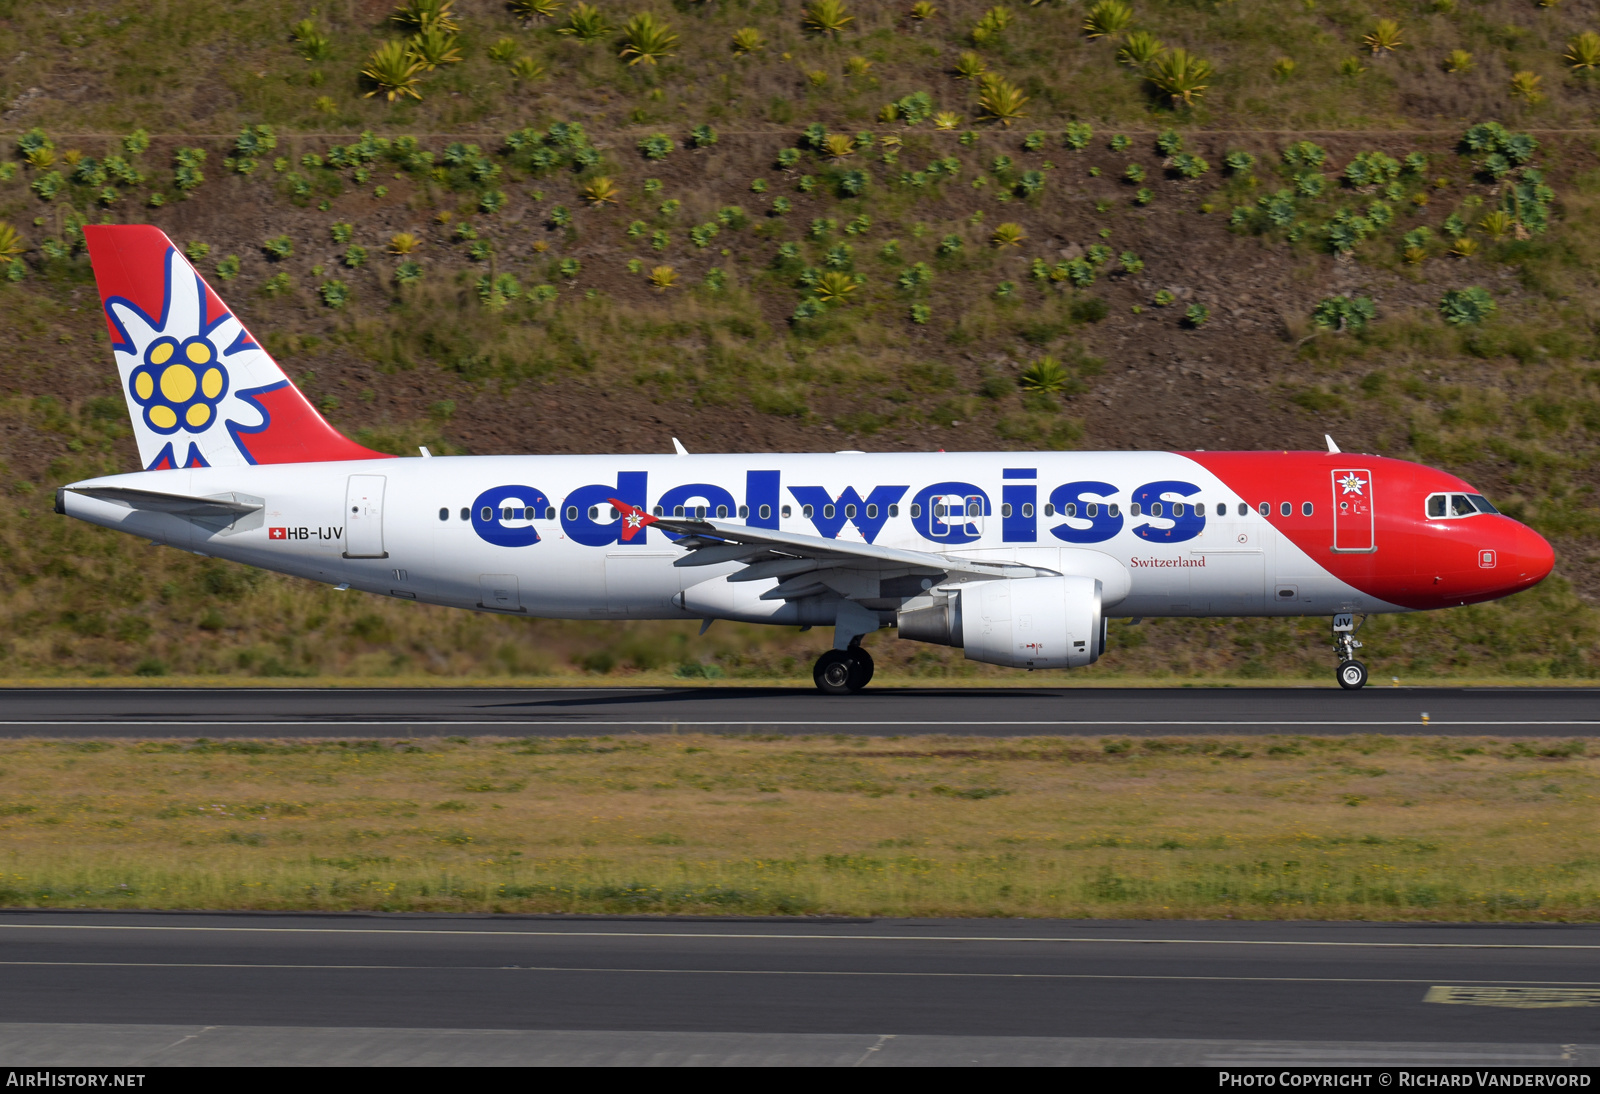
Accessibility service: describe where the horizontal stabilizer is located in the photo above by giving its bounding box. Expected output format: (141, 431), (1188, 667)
(67, 485), (263, 521)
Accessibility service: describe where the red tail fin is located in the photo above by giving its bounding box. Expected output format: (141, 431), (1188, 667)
(83, 224), (391, 469)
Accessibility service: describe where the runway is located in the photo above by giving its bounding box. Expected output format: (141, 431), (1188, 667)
(0, 686), (1595, 737)
(1, 913), (1597, 1066)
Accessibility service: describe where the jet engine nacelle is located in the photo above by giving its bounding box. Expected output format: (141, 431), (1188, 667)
(897, 575), (1104, 669)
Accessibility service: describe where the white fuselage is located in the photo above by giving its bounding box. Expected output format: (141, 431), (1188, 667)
(62, 451), (1400, 623)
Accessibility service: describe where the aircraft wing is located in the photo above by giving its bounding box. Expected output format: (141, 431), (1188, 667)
(638, 509), (1054, 603)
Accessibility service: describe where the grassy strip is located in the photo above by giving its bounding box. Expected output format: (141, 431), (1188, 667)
(1, 733), (1597, 920)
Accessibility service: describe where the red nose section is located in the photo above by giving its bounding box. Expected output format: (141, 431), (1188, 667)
(1507, 520), (1556, 590)
(1455, 517), (1554, 605)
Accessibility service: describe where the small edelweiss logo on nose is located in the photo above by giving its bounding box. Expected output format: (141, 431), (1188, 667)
(1338, 473), (1366, 496)
(128, 335), (229, 434)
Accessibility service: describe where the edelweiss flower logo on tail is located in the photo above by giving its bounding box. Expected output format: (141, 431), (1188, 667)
(84, 224), (393, 470)
(1338, 473), (1367, 496)
(102, 245), (271, 469)
(128, 334), (230, 434)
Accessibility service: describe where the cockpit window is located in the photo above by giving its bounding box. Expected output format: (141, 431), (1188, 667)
(1426, 492), (1497, 519)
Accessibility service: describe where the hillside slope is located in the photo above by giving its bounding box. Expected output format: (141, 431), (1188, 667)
(0, 0), (1596, 681)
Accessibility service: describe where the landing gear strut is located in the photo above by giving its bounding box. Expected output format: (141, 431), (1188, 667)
(813, 645), (875, 695)
(1333, 613), (1368, 690)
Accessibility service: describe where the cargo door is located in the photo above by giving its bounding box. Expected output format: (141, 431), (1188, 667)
(479, 574), (522, 612)
(344, 475), (387, 559)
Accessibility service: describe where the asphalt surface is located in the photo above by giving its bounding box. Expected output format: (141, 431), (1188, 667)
(0, 686), (1595, 737)
(1, 914), (1598, 1065)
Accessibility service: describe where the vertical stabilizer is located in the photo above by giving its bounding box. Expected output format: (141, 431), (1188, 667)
(82, 224), (391, 470)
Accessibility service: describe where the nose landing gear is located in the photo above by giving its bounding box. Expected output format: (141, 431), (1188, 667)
(1333, 613), (1367, 690)
(813, 645), (875, 695)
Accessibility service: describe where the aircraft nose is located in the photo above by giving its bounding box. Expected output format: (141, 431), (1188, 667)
(1504, 520), (1554, 589)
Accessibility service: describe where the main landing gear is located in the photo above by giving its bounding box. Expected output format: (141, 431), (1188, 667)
(814, 644), (875, 695)
(1333, 613), (1368, 690)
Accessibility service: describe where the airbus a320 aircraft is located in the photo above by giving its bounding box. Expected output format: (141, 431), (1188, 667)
(56, 226), (1554, 692)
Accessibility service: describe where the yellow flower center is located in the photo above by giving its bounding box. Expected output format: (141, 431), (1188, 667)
(160, 364), (197, 403)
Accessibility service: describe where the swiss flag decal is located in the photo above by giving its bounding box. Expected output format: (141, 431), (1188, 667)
(269, 527), (287, 540)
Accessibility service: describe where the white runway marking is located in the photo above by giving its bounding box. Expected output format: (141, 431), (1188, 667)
(3, 924), (1600, 950)
(1, 960), (1596, 986)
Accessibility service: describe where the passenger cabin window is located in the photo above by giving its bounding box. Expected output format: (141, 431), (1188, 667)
(1427, 492), (1495, 519)
(1022, 503), (1033, 518)
(1280, 502), (1292, 517)
(1129, 503), (1142, 517)
(1043, 504), (1054, 517)
(759, 504), (771, 519)
(864, 504), (876, 519)
(439, 508), (448, 521)
(653, 506), (664, 517)
(803, 504), (815, 518)
(888, 504), (900, 517)
(1001, 503), (1012, 517)
(1236, 502), (1247, 517)
(1108, 503), (1120, 517)
(1302, 502), (1314, 516)
(1258, 502), (1270, 517)
(738, 505), (749, 518)
(717, 505), (729, 518)
(565, 506), (578, 520)
(909, 503), (921, 518)
(781, 505), (792, 518)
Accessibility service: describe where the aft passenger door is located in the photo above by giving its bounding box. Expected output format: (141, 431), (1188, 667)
(1331, 468), (1375, 553)
(344, 474), (387, 558)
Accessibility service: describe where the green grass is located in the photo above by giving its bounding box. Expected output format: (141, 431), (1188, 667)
(5, 732), (1600, 919)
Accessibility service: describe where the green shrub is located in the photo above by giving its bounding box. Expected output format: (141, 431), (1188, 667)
(319, 280), (351, 308)
(1344, 150), (1400, 189)
(1282, 140), (1326, 170)
(638, 134), (676, 161)
(1439, 287), (1495, 326)
(1311, 295), (1377, 332)
(1020, 356), (1069, 393)
(1184, 303), (1209, 327)
(263, 235), (293, 260)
